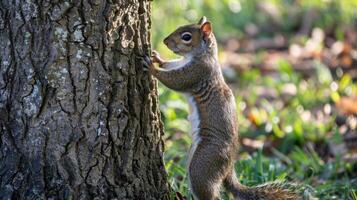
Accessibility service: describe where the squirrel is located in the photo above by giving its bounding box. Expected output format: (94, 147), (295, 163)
(144, 16), (303, 200)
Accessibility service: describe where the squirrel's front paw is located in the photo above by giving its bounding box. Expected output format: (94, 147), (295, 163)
(152, 50), (164, 65)
(140, 54), (157, 75)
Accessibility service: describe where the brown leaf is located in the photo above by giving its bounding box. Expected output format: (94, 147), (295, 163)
(341, 55), (352, 67)
(336, 96), (357, 115)
(175, 192), (186, 200)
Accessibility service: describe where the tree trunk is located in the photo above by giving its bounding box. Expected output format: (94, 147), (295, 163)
(0, 0), (170, 199)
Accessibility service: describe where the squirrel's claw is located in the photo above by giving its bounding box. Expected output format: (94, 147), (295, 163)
(140, 54), (158, 75)
(139, 51), (164, 74)
(141, 55), (153, 71)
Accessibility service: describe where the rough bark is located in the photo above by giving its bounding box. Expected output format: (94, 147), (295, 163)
(0, 0), (170, 199)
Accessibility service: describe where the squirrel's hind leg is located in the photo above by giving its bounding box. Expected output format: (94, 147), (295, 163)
(188, 141), (229, 200)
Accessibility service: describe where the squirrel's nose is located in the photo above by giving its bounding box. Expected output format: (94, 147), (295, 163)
(163, 38), (169, 46)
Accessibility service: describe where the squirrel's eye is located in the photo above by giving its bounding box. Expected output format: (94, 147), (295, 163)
(181, 32), (192, 43)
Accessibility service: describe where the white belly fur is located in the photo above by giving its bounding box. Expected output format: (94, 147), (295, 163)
(186, 94), (201, 165)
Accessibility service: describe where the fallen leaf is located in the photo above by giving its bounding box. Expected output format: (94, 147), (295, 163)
(335, 96), (357, 115)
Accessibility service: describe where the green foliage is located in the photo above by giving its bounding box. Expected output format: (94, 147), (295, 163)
(152, 0), (357, 56)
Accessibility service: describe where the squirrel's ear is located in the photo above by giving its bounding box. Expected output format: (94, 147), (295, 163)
(198, 16), (207, 25)
(201, 21), (212, 39)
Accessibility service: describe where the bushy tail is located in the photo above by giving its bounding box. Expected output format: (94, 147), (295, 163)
(223, 171), (313, 200)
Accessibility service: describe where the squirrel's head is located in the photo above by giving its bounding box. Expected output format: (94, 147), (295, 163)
(163, 16), (216, 57)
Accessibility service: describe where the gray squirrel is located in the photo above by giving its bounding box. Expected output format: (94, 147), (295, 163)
(144, 16), (302, 200)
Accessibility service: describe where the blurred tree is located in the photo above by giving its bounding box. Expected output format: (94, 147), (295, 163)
(0, 0), (169, 199)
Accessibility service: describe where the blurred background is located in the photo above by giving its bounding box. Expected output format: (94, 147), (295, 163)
(151, 0), (357, 199)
